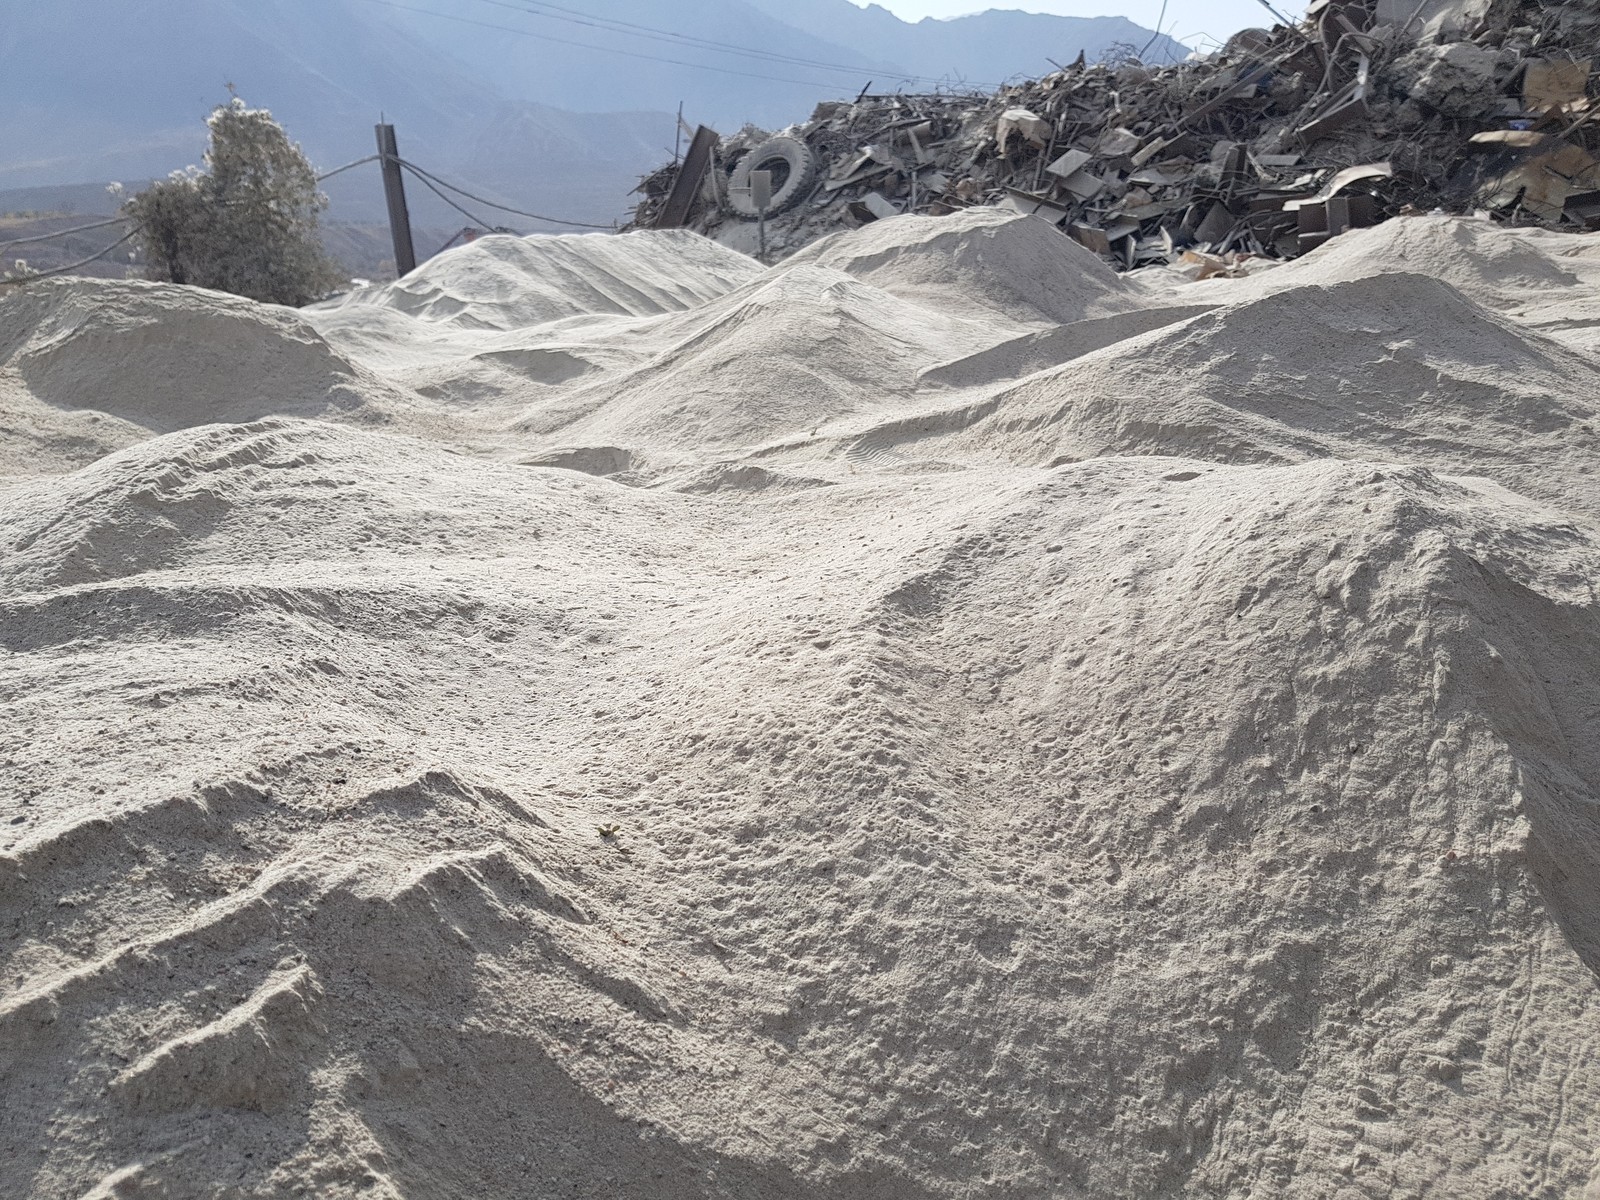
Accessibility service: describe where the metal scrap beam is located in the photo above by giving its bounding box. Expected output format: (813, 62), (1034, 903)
(655, 125), (718, 229)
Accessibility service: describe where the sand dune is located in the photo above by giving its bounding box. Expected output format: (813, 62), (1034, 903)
(4, 209), (1600, 1198)
(505, 264), (1010, 451)
(0, 278), (416, 478)
(840, 271), (1600, 516)
(778, 206), (1136, 326)
(322, 229), (767, 332)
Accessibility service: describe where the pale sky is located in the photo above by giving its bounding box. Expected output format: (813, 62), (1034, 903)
(854, 0), (1305, 50)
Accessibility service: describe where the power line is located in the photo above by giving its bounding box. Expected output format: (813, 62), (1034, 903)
(317, 154), (381, 182)
(356, 0), (874, 89)
(399, 159), (616, 230)
(0, 215), (132, 256)
(0, 158), (382, 260)
(351, 0), (947, 93)
(463, 0), (999, 90)
(398, 163), (521, 234)
(0, 228), (141, 289)
(319, 148), (615, 235)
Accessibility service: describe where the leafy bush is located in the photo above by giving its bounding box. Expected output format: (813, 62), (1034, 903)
(126, 99), (343, 306)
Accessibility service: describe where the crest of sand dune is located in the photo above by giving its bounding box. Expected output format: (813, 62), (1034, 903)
(777, 206), (1136, 327)
(4, 209), (1600, 1199)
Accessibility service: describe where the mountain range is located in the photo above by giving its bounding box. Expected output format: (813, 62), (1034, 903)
(0, 0), (1184, 229)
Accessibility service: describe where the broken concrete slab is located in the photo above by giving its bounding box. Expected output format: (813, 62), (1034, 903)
(996, 108), (1051, 152)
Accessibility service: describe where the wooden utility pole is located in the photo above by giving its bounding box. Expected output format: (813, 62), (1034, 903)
(375, 123), (417, 278)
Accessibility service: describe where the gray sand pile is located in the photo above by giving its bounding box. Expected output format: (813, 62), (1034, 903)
(322, 228), (767, 331)
(861, 271), (1600, 518)
(4, 208), (1600, 1200)
(507, 264), (1008, 451)
(1178, 215), (1600, 362)
(0, 278), (412, 479)
(777, 206), (1134, 326)
(1210, 214), (1591, 311)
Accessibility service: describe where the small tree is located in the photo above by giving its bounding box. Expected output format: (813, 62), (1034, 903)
(126, 99), (343, 306)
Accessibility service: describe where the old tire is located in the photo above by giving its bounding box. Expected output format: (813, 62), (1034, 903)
(726, 136), (818, 219)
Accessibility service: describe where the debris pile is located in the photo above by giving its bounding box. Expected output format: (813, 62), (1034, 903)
(628, 0), (1600, 267)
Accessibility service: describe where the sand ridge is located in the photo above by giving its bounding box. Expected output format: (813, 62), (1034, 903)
(3, 209), (1600, 1198)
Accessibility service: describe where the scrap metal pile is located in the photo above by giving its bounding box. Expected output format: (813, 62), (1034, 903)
(627, 0), (1600, 268)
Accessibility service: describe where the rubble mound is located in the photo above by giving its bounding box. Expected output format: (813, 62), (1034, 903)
(779, 208), (1130, 325)
(320, 228), (766, 332)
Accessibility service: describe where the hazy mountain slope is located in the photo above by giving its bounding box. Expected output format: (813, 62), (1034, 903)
(0, 0), (491, 183)
(902, 10), (1189, 76)
(380, 0), (901, 131)
(0, 0), (673, 227)
(388, 0), (1185, 127)
(743, 0), (1191, 78)
(0, 0), (1176, 230)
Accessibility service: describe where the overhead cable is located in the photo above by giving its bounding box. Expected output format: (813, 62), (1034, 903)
(317, 154), (382, 182)
(0, 228), (141, 289)
(465, 0), (1000, 90)
(351, 0), (950, 93)
(399, 159), (617, 230)
(398, 163), (520, 234)
(0, 215), (132, 256)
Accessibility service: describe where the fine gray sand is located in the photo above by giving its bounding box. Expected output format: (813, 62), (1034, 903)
(3, 210), (1600, 1199)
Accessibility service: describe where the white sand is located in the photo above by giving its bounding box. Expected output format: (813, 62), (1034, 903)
(3, 210), (1600, 1199)
(776, 207), (1136, 326)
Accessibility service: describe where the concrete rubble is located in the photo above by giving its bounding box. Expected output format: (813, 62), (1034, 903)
(627, 0), (1600, 268)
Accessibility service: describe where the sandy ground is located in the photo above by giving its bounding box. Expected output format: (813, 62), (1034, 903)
(3, 209), (1600, 1199)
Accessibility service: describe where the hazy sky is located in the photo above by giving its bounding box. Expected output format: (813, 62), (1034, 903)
(853, 0), (1305, 50)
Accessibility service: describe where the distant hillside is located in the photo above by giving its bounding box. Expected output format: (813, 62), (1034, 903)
(381, 0), (890, 131)
(386, 0), (1189, 124)
(743, 0), (1190, 79)
(0, 0), (672, 229)
(0, 0), (1179, 229)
